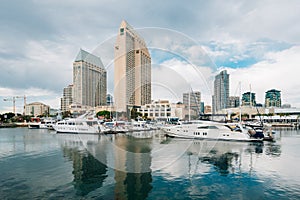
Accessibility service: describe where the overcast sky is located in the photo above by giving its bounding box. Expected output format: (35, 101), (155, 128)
(1, 0), (300, 113)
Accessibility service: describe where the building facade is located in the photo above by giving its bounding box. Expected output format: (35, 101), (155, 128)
(242, 92), (256, 106)
(73, 49), (107, 107)
(61, 84), (73, 112)
(228, 96), (240, 108)
(106, 94), (113, 106)
(137, 100), (187, 120)
(183, 91), (201, 118)
(25, 102), (50, 117)
(265, 89), (281, 107)
(114, 20), (151, 112)
(212, 70), (229, 113)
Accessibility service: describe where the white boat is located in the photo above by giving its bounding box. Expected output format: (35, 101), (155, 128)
(128, 121), (151, 132)
(52, 118), (101, 134)
(104, 121), (129, 134)
(28, 117), (41, 129)
(39, 118), (57, 130)
(162, 121), (263, 142)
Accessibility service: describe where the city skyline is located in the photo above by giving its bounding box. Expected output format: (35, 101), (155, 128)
(1, 1), (300, 113)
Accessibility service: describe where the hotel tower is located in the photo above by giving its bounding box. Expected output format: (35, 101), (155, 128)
(73, 49), (107, 107)
(114, 20), (151, 112)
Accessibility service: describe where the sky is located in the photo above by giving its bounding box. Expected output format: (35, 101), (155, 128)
(1, 0), (300, 114)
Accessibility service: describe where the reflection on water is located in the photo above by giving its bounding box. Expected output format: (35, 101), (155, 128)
(0, 128), (299, 199)
(62, 147), (107, 196)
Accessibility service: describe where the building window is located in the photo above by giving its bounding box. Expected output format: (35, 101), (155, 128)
(120, 28), (124, 35)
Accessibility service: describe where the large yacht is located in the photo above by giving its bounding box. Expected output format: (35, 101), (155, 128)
(162, 121), (264, 142)
(52, 118), (101, 134)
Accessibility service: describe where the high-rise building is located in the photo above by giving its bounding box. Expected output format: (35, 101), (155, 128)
(228, 96), (240, 108)
(61, 84), (73, 112)
(73, 49), (107, 107)
(114, 20), (151, 112)
(212, 70), (229, 113)
(183, 91), (201, 115)
(242, 92), (256, 106)
(106, 94), (113, 106)
(265, 89), (281, 107)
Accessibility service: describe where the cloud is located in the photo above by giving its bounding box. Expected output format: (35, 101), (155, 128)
(225, 46), (300, 106)
(152, 58), (213, 105)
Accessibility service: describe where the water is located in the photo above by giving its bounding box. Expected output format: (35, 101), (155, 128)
(0, 128), (300, 199)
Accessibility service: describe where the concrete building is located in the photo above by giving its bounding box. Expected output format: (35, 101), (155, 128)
(183, 91), (201, 118)
(265, 89), (281, 107)
(137, 100), (187, 120)
(212, 70), (229, 113)
(228, 96), (240, 108)
(204, 105), (212, 114)
(200, 102), (205, 114)
(242, 92), (256, 106)
(61, 84), (73, 112)
(73, 49), (107, 107)
(25, 102), (50, 117)
(114, 20), (151, 112)
(106, 94), (113, 106)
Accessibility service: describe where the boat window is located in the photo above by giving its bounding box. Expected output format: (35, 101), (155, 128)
(198, 126), (209, 129)
(208, 126), (218, 129)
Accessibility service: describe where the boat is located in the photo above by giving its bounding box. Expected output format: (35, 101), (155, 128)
(161, 121), (264, 142)
(52, 118), (102, 134)
(28, 117), (41, 129)
(39, 118), (57, 130)
(128, 120), (152, 132)
(244, 121), (276, 141)
(104, 121), (129, 134)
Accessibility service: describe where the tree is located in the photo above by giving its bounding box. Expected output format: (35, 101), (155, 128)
(130, 108), (142, 120)
(62, 111), (71, 119)
(97, 110), (111, 119)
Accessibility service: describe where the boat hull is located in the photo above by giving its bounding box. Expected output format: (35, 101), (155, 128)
(165, 132), (263, 142)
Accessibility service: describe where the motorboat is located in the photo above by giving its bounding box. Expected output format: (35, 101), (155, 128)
(39, 118), (57, 130)
(128, 120), (152, 132)
(28, 117), (41, 129)
(244, 121), (276, 141)
(52, 118), (101, 134)
(104, 121), (129, 134)
(161, 121), (263, 142)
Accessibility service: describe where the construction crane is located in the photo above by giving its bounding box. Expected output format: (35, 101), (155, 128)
(3, 95), (26, 115)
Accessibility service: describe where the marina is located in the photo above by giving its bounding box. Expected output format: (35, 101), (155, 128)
(0, 127), (300, 199)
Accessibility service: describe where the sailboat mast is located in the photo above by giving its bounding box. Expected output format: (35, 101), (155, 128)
(250, 84), (252, 108)
(188, 92), (191, 121)
(239, 82), (242, 123)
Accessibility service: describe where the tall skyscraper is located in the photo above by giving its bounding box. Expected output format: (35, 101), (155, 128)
(212, 70), (229, 113)
(73, 49), (107, 107)
(183, 91), (201, 115)
(61, 84), (73, 112)
(265, 89), (281, 107)
(114, 20), (151, 112)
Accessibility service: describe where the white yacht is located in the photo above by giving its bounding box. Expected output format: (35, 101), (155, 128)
(104, 121), (129, 134)
(128, 121), (151, 132)
(39, 118), (57, 130)
(52, 118), (101, 134)
(162, 121), (263, 142)
(28, 117), (41, 129)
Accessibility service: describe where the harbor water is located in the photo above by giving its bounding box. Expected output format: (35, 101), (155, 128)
(0, 127), (300, 199)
